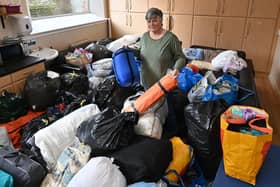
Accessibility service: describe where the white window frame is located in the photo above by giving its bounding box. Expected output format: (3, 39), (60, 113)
(28, 0), (107, 35)
(29, 0), (90, 20)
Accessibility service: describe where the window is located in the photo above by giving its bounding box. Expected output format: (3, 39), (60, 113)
(28, 0), (89, 18)
(27, 0), (107, 34)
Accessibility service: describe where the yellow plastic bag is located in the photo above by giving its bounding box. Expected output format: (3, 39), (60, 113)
(220, 105), (273, 185)
(165, 137), (193, 182)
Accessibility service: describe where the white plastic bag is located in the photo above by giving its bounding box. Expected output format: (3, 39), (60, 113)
(122, 92), (168, 139)
(40, 138), (91, 187)
(211, 50), (247, 72)
(67, 157), (126, 187)
(34, 104), (100, 170)
(91, 58), (112, 70)
(106, 34), (141, 52)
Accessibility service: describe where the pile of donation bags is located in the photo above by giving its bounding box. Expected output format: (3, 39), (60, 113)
(0, 39), (272, 186)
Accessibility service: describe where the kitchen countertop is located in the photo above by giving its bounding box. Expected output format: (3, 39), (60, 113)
(0, 56), (45, 76)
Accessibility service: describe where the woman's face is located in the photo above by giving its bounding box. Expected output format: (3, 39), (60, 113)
(146, 16), (162, 32)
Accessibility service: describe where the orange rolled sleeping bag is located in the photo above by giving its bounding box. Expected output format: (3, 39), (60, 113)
(134, 74), (178, 113)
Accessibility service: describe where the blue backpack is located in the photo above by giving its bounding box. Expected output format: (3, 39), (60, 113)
(112, 47), (140, 87)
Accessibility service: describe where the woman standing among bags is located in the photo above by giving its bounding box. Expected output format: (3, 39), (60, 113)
(139, 8), (186, 136)
(139, 7), (186, 89)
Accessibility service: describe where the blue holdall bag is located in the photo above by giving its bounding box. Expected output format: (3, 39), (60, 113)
(112, 47), (140, 87)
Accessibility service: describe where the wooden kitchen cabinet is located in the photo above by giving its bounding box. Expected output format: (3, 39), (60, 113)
(11, 63), (45, 82)
(169, 0), (194, 47)
(110, 11), (130, 38)
(111, 12), (147, 38)
(242, 18), (276, 72)
(248, 0), (280, 19)
(0, 74), (12, 88)
(193, 0), (249, 49)
(11, 62), (45, 93)
(216, 17), (246, 50)
(170, 14), (193, 48)
(109, 0), (148, 38)
(194, 0), (249, 17)
(13, 79), (26, 93)
(129, 0), (148, 12)
(0, 74), (14, 93)
(221, 0), (249, 17)
(109, 0), (148, 12)
(148, 0), (170, 13)
(149, 0), (194, 15)
(129, 12), (148, 34)
(192, 16), (218, 47)
(194, 0), (219, 16)
(108, 0), (128, 11)
(192, 16), (246, 50)
(0, 84), (15, 93)
(108, 0), (279, 74)
(109, 0), (194, 45)
(171, 0), (194, 14)
(109, 0), (130, 38)
(147, 0), (194, 47)
(0, 62), (45, 94)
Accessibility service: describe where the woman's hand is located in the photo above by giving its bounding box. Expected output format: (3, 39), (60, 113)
(168, 69), (178, 78)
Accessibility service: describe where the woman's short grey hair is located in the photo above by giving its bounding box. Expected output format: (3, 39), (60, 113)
(145, 8), (163, 20)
